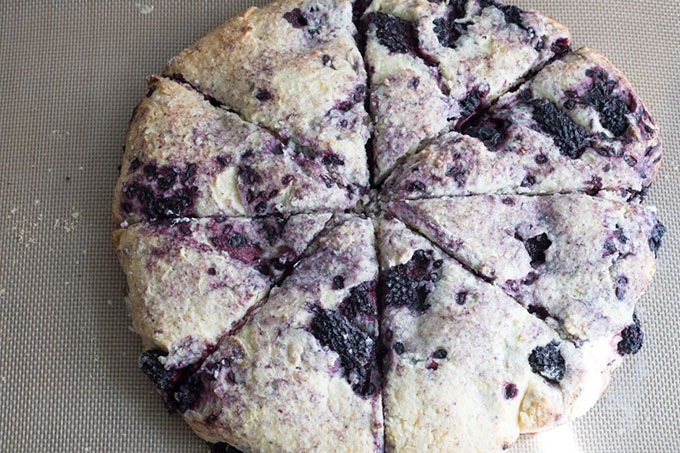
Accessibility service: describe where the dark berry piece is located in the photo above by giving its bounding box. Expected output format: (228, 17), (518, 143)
(283, 8), (308, 28)
(426, 361), (439, 371)
(238, 165), (262, 185)
(209, 442), (243, 453)
(503, 382), (518, 399)
(433, 1), (470, 48)
(255, 89), (272, 101)
(207, 267), (216, 276)
(527, 304), (550, 321)
(582, 70), (630, 137)
(139, 349), (175, 391)
(408, 77), (420, 89)
(129, 157), (142, 171)
(393, 342), (405, 355)
(171, 374), (203, 413)
(178, 223), (192, 236)
(617, 313), (644, 355)
(459, 88), (486, 119)
(432, 349), (448, 359)
(531, 99), (590, 159)
(524, 233), (552, 268)
(464, 115), (510, 149)
(528, 342), (565, 383)
(501, 197), (515, 206)
(585, 175), (603, 196)
(521, 174), (536, 187)
(481, 1), (525, 30)
(332, 275), (345, 290)
(122, 202), (132, 213)
(381, 249), (442, 313)
(406, 180), (426, 192)
(648, 221), (666, 257)
(454, 291), (468, 305)
(615, 275), (629, 301)
(260, 214), (288, 242)
(614, 228), (628, 244)
(229, 233), (247, 248)
(446, 163), (466, 187)
(308, 305), (377, 396)
(322, 54), (331, 66)
(339, 281), (377, 320)
(322, 154), (345, 166)
(563, 100), (576, 110)
(143, 163), (158, 178)
(521, 272), (539, 285)
(145, 85), (157, 98)
(369, 12), (418, 54)
(550, 38), (570, 55)
(534, 154), (548, 165)
(216, 155), (230, 167)
(603, 240), (617, 257)
(182, 163), (197, 183)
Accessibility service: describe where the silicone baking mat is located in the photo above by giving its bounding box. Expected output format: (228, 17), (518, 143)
(1, 1), (678, 451)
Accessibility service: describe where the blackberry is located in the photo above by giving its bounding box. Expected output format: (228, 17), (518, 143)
(582, 69), (631, 137)
(283, 8), (308, 28)
(503, 383), (518, 399)
(368, 12), (418, 54)
(531, 99), (590, 159)
(209, 443), (243, 453)
(524, 233), (552, 268)
(648, 221), (666, 257)
(617, 313), (644, 355)
(380, 249), (443, 313)
(339, 281), (377, 320)
(308, 305), (377, 397)
(528, 342), (565, 383)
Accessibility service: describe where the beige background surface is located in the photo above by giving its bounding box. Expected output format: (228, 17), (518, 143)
(0, 1), (678, 451)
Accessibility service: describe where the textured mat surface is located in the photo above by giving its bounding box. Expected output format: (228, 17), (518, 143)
(1, 1), (678, 451)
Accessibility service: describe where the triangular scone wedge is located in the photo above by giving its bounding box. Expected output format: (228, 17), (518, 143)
(384, 48), (661, 201)
(376, 215), (605, 452)
(387, 195), (664, 371)
(164, 0), (369, 192)
(362, 0), (571, 181)
(114, 212), (331, 368)
(114, 77), (354, 225)
(169, 216), (383, 451)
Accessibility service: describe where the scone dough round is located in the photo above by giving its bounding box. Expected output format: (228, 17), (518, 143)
(114, 1), (665, 452)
